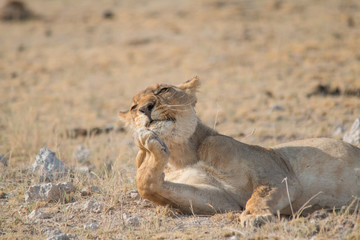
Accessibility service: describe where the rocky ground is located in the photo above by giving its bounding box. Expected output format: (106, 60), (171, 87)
(0, 0), (359, 239)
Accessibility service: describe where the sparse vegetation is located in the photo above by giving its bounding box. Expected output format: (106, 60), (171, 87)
(0, 0), (359, 239)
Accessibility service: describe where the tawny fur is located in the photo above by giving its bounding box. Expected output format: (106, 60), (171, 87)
(119, 77), (360, 226)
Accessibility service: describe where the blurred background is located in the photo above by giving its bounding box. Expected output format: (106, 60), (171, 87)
(0, 0), (359, 168)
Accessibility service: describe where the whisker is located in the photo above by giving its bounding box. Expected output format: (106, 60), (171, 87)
(155, 102), (195, 110)
(164, 102), (195, 108)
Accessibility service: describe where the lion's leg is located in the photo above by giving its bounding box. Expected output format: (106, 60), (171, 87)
(240, 184), (299, 227)
(134, 129), (170, 205)
(134, 128), (241, 214)
(135, 149), (146, 168)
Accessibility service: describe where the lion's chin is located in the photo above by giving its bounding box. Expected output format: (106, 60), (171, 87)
(145, 118), (175, 128)
(146, 120), (175, 138)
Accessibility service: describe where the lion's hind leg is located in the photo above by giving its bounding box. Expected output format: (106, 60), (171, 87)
(240, 183), (300, 227)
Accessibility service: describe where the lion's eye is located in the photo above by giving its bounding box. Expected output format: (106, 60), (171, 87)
(130, 104), (138, 111)
(157, 87), (169, 95)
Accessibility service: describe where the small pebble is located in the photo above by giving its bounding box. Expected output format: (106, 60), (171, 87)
(83, 223), (99, 230)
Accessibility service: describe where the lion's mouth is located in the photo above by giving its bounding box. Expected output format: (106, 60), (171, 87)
(146, 117), (176, 128)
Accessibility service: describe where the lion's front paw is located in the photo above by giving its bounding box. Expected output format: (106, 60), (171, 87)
(239, 212), (274, 228)
(134, 128), (169, 155)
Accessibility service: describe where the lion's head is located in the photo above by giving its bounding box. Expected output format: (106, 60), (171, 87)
(119, 77), (200, 144)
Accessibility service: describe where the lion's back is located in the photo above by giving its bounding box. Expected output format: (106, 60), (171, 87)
(274, 138), (360, 164)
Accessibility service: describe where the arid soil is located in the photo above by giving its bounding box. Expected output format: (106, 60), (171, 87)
(0, 0), (359, 239)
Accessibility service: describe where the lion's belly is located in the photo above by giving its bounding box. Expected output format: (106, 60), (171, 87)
(274, 138), (360, 211)
(165, 162), (252, 208)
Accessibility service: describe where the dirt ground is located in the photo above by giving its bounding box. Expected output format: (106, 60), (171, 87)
(0, 0), (359, 239)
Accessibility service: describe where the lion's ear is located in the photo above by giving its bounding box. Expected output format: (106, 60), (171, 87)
(178, 76), (200, 95)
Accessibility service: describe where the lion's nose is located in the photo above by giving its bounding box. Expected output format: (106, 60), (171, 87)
(139, 103), (154, 118)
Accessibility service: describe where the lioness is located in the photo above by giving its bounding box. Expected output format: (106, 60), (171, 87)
(119, 77), (360, 226)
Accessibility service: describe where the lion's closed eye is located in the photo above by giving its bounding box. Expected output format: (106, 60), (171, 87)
(154, 87), (170, 95)
(131, 104), (138, 111)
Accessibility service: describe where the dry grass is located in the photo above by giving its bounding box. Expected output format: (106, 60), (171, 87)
(0, 0), (360, 239)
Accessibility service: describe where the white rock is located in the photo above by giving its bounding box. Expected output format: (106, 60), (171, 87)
(42, 229), (63, 237)
(28, 209), (52, 219)
(32, 148), (68, 182)
(127, 216), (140, 226)
(123, 213), (140, 226)
(130, 192), (140, 199)
(83, 223), (99, 230)
(0, 154), (7, 166)
(269, 104), (285, 112)
(343, 118), (360, 144)
(83, 200), (104, 213)
(126, 190), (140, 199)
(25, 184), (60, 202)
(43, 229), (78, 240)
(25, 182), (75, 203)
(72, 145), (90, 164)
(46, 233), (78, 240)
